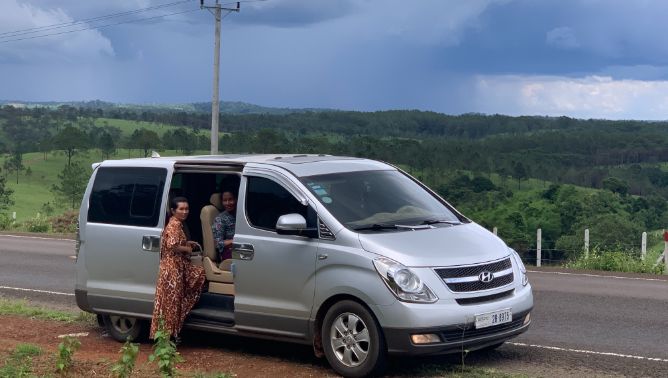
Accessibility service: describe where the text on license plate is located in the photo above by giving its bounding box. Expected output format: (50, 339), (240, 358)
(474, 308), (512, 329)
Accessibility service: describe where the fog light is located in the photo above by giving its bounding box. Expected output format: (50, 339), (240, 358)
(523, 313), (531, 325)
(411, 333), (441, 344)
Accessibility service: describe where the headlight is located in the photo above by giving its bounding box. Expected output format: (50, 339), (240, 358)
(373, 257), (438, 303)
(509, 248), (529, 286)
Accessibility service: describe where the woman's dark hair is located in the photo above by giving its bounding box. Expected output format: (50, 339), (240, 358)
(170, 196), (189, 210)
(220, 175), (240, 198)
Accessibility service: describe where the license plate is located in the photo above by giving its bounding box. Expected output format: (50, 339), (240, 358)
(474, 308), (512, 329)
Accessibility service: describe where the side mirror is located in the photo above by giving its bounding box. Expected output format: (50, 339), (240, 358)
(276, 213), (318, 238)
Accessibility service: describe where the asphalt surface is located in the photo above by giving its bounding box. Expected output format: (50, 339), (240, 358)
(1, 234), (667, 377)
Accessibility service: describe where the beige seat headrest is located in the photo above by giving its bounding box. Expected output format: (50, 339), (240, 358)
(210, 193), (222, 211)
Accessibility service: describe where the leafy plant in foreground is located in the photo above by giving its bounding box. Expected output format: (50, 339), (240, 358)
(148, 317), (183, 377)
(55, 336), (80, 374)
(111, 338), (140, 378)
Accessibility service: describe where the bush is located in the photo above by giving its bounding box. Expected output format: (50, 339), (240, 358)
(0, 213), (13, 231)
(566, 248), (664, 274)
(23, 216), (49, 233)
(50, 210), (78, 233)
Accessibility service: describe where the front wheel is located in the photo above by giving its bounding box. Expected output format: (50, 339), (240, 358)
(102, 315), (147, 342)
(322, 300), (387, 377)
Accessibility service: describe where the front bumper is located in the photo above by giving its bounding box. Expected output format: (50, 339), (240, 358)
(384, 309), (532, 355)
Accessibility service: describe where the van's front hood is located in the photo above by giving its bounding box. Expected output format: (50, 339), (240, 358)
(358, 222), (509, 267)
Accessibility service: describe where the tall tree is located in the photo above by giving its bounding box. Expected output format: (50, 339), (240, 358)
(98, 131), (116, 160)
(3, 152), (24, 184)
(130, 129), (160, 157)
(53, 126), (89, 166)
(0, 169), (14, 212)
(51, 162), (88, 209)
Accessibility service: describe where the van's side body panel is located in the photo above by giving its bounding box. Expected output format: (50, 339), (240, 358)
(77, 159), (174, 317)
(231, 166), (319, 339)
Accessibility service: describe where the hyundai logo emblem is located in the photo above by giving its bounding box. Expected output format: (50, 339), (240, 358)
(478, 271), (494, 283)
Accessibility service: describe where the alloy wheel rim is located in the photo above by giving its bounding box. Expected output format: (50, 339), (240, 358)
(110, 315), (136, 333)
(329, 312), (371, 367)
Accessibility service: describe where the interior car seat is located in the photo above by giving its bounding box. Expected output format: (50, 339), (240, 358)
(199, 193), (235, 295)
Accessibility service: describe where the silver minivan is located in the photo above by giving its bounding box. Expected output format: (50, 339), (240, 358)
(75, 154), (533, 377)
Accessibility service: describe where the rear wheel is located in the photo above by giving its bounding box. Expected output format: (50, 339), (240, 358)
(322, 300), (386, 377)
(102, 315), (147, 342)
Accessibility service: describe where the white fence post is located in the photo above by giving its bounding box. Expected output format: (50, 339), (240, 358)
(493, 227), (497, 236)
(584, 228), (590, 259)
(641, 232), (647, 261)
(12, 211), (16, 220)
(536, 228), (542, 267)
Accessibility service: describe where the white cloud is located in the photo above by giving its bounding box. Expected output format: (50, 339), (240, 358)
(475, 75), (668, 120)
(0, 0), (114, 62)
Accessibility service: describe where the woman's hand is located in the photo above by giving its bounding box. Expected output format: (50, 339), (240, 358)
(186, 241), (201, 251)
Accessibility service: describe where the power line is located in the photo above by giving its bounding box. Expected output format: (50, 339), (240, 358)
(0, 8), (200, 44)
(0, 0), (194, 38)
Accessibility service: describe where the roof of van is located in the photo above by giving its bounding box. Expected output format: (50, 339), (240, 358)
(99, 154), (394, 177)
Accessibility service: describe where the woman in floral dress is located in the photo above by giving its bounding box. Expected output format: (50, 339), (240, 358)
(150, 196), (206, 342)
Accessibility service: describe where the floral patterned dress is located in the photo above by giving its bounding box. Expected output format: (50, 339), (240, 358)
(150, 216), (206, 339)
(212, 210), (236, 261)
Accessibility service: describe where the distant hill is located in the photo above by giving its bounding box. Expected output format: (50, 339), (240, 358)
(0, 99), (333, 115)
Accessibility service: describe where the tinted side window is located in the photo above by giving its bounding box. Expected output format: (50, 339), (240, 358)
(246, 176), (315, 231)
(88, 167), (167, 227)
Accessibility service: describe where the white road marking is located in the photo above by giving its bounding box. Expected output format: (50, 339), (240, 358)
(0, 285), (74, 296)
(509, 342), (668, 363)
(527, 270), (668, 283)
(58, 332), (89, 338)
(0, 234), (74, 242)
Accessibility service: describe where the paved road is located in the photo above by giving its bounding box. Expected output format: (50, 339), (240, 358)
(0, 234), (76, 308)
(1, 235), (667, 376)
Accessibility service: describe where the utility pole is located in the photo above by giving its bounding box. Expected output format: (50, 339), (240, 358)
(201, 1), (240, 155)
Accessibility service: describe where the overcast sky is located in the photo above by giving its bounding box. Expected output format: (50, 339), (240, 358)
(1, 0), (668, 120)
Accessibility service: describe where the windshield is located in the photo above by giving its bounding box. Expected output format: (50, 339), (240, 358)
(300, 170), (465, 231)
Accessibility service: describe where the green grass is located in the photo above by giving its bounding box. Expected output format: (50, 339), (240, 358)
(566, 248), (665, 274)
(0, 298), (95, 323)
(0, 343), (42, 378)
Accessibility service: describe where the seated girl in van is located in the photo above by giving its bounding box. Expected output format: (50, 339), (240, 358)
(212, 188), (237, 262)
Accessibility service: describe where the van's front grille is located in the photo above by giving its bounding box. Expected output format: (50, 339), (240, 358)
(435, 258), (514, 293)
(455, 289), (514, 305)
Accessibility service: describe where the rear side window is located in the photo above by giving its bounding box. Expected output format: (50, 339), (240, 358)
(88, 167), (167, 227)
(246, 176), (315, 231)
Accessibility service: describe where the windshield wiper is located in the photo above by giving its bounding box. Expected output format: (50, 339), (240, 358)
(420, 219), (463, 226)
(352, 223), (399, 231)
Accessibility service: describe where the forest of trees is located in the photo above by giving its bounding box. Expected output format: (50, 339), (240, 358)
(1, 104), (667, 259)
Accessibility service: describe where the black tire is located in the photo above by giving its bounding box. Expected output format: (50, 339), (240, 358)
(102, 315), (147, 342)
(321, 300), (387, 378)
